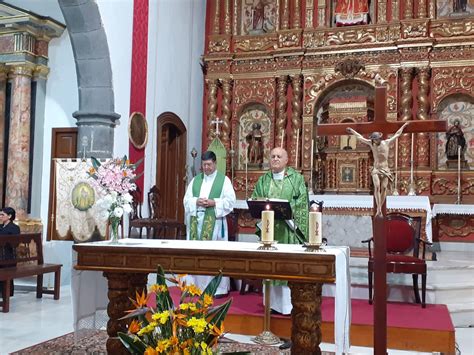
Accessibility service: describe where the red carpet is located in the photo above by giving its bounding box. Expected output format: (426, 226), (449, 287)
(148, 287), (454, 332)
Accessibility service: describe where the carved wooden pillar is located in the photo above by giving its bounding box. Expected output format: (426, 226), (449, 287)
(399, 68), (414, 169)
(220, 78), (233, 144)
(289, 282), (323, 354)
(293, 0), (301, 28)
(305, 0), (314, 28)
(377, 0), (387, 23)
(104, 272), (147, 355)
(403, 0), (414, 19)
(0, 67), (6, 205)
(213, 0), (221, 34)
(317, 0), (326, 27)
(417, 0), (427, 18)
(276, 75), (289, 149)
(206, 78), (219, 142)
(5, 65), (33, 218)
(416, 67), (431, 168)
(281, 0), (290, 29)
(392, 0), (400, 21)
(290, 74), (303, 168)
(428, 0), (436, 18)
(223, 0), (232, 34)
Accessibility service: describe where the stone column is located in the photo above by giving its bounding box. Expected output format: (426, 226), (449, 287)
(213, 0), (221, 34)
(399, 68), (414, 169)
(5, 65), (33, 218)
(416, 67), (431, 168)
(293, 0), (301, 28)
(281, 0), (290, 30)
(0, 67), (7, 206)
(404, 0), (414, 19)
(220, 78), (233, 144)
(275, 75), (289, 149)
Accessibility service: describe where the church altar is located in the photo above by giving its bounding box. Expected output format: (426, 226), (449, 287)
(235, 195), (433, 247)
(432, 204), (474, 241)
(72, 239), (350, 355)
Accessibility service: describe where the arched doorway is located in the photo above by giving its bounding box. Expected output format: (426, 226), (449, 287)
(156, 112), (187, 222)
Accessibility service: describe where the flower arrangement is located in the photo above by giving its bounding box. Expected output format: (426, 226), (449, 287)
(87, 156), (141, 242)
(118, 266), (232, 355)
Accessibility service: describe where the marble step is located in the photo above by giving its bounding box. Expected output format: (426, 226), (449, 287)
(448, 302), (474, 327)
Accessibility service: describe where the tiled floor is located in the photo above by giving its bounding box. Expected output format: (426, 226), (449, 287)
(1, 285), (472, 355)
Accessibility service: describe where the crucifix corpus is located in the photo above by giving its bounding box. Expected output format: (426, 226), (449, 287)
(316, 85), (447, 354)
(211, 116), (223, 137)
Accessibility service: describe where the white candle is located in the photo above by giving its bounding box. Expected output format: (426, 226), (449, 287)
(280, 131), (284, 148)
(410, 133), (414, 183)
(295, 129), (300, 169)
(310, 139), (314, 192)
(457, 145), (461, 202)
(245, 151), (248, 199)
(308, 211), (322, 245)
(261, 210), (274, 242)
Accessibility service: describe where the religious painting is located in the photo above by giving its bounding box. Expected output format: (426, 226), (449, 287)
(333, 0), (370, 26)
(437, 0), (474, 17)
(241, 0), (278, 35)
(340, 164), (356, 184)
(238, 104), (271, 170)
(436, 96), (474, 170)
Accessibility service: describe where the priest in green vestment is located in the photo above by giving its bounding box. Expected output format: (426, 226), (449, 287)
(183, 151), (236, 296)
(251, 147), (309, 314)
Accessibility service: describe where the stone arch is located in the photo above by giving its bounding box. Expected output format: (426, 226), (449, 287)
(58, 0), (120, 158)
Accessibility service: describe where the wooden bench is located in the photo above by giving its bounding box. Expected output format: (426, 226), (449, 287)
(0, 233), (62, 313)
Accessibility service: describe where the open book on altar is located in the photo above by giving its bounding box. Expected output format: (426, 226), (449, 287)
(247, 198), (292, 220)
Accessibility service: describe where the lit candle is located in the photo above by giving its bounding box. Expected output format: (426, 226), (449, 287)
(261, 209), (274, 242)
(308, 211), (322, 245)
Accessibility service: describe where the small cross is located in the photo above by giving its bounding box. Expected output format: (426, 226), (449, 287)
(211, 117), (223, 136)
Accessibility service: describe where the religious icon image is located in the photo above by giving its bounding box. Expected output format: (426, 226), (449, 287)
(334, 0), (370, 26)
(246, 122), (265, 167)
(341, 166), (354, 183)
(243, 0), (276, 35)
(71, 182), (95, 212)
(346, 122), (409, 216)
(453, 0), (468, 12)
(445, 119), (467, 160)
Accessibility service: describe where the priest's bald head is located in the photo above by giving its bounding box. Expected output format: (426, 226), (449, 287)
(270, 147), (288, 173)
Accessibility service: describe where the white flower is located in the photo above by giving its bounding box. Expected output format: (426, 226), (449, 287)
(100, 211), (109, 221)
(103, 194), (114, 205)
(123, 204), (132, 214)
(110, 191), (118, 200)
(113, 207), (124, 218)
(123, 193), (133, 203)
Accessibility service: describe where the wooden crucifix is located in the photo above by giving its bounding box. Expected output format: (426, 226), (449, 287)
(316, 86), (446, 355)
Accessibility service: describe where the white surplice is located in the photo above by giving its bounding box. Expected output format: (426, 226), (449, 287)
(183, 170), (236, 295)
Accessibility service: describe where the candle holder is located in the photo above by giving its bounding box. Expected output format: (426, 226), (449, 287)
(252, 279), (281, 345)
(257, 240), (278, 250)
(303, 242), (324, 252)
(408, 182), (416, 196)
(253, 330), (281, 345)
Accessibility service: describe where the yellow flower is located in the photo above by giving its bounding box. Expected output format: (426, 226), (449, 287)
(128, 319), (141, 334)
(187, 317), (208, 333)
(151, 310), (170, 324)
(156, 339), (170, 353)
(149, 284), (167, 293)
(184, 284), (202, 296)
(88, 167), (95, 175)
(144, 346), (158, 355)
(137, 322), (157, 336)
(179, 302), (197, 312)
(203, 294), (213, 307)
(130, 289), (149, 309)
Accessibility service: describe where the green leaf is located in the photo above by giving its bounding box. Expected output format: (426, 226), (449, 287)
(129, 157), (144, 169)
(201, 272), (223, 299)
(91, 156), (101, 170)
(207, 298), (232, 328)
(118, 307), (150, 320)
(117, 332), (147, 354)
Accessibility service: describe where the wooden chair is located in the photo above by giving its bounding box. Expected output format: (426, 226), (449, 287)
(128, 188), (148, 238)
(128, 186), (165, 238)
(362, 213), (431, 308)
(152, 220), (186, 240)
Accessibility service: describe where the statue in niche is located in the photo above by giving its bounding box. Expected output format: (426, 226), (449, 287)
(334, 0), (369, 26)
(246, 122), (264, 167)
(453, 0), (468, 12)
(248, 0), (274, 34)
(445, 119), (467, 159)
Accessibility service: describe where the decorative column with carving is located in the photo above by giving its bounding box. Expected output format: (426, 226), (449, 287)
(276, 75), (289, 149)
(416, 67), (431, 168)
(213, 0), (221, 34)
(293, 0), (301, 28)
(305, 0), (314, 28)
(428, 0), (436, 18)
(399, 68), (414, 169)
(206, 78), (219, 143)
(220, 78), (233, 145)
(223, 0), (232, 35)
(0, 66), (6, 205)
(281, 0), (290, 30)
(318, 0), (326, 27)
(290, 74), (303, 168)
(377, 0), (387, 23)
(417, 0), (427, 18)
(5, 65), (33, 218)
(392, 0), (400, 21)
(403, 0), (414, 19)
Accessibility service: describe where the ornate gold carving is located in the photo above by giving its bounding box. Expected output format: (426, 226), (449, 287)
(402, 20), (428, 38)
(399, 176), (430, 194)
(432, 67), (474, 112)
(8, 65), (34, 78)
(335, 59), (365, 78)
(303, 31), (325, 48)
(220, 78), (233, 144)
(428, 0), (436, 18)
(234, 36), (276, 52)
(206, 79), (219, 141)
(416, 67), (430, 121)
(234, 78), (275, 107)
(417, 0), (427, 18)
(276, 75), (289, 148)
(404, 0), (413, 19)
(305, 0), (314, 28)
(223, 0), (232, 35)
(437, 216), (474, 238)
(291, 74), (303, 166)
(209, 36), (230, 53)
(430, 19), (474, 38)
(377, 0), (387, 23)
(432, 177), (474, 195)
(281, 0), (290, 30)
(326, 28), (376, 45)
(392, 0), (399, 21)
(212, 0), (221, 34)
(293, 0), (301, 29)
(399, 68), (414, 122)
(278, 31), (300, 48)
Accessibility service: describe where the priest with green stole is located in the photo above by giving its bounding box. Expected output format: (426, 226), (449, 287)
(251, 147), (309, 314)
(183, 150), (236, 296)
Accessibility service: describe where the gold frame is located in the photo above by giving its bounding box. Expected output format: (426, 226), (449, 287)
(128, 111), (148, 150)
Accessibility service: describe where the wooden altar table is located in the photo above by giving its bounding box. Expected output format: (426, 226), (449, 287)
(73, 239), (350, 355)
(432, 204), (474, 241)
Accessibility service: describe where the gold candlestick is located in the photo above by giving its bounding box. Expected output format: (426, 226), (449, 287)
(456, 146), (462, 204)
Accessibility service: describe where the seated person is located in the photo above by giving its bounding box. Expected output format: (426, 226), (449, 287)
(0, 207), (21, 295)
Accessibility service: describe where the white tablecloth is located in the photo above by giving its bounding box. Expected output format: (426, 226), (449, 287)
(432, 204), (474, 217)
(236, 195), (433, 242)
(72, 239), (351, 354)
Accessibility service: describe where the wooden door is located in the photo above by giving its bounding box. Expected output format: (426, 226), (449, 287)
(47, 128), (78, 240)
(156, 112), (186, 222)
